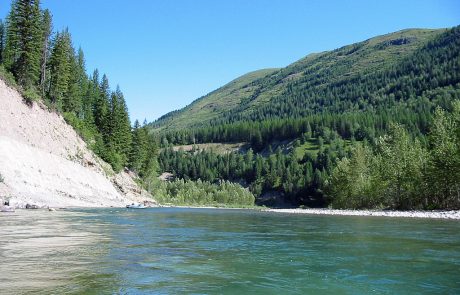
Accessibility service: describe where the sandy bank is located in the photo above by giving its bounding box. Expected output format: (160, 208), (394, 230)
(0, 78), (153, 208)
(265, 208), (460, 220)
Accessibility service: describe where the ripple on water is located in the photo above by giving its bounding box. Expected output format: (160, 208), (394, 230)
(1, 208), (459, 294)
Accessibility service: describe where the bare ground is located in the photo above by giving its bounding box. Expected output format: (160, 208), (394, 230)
(0, 79), (154, 208)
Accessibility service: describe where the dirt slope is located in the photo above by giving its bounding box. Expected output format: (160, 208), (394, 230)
(0, 78), (154, 208)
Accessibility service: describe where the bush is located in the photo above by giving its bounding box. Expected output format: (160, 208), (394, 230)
(0, 173), (4, 183)
(22, 88), (41, 105)
(0, 65), (18, 89)
(154, 179), (255, 207)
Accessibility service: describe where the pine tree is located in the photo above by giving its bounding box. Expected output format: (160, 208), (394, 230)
(39, 9), (51, 96)
(129, 120), (148, 174)
(93, 73), (110, 136)
(106, 86), (132, 166)
(0, 19), (5, 63)
(48, 29), (72, 107)
(3, 0), (43, 89)
(64, 46), (86, 115)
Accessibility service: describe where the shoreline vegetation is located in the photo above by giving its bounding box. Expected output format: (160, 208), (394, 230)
(1, 0), (459, 212)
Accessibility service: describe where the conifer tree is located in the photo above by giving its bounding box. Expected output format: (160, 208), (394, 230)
(129, 120), (148, 174)
(39, 9), (52, 97)
(93, 73), (110, 136)
(0, 19), (5, 63)
(3, 0), (43, 89)
(109, 86), (132, 163)
(64, 47), (86, 115)
(48, 29), (72, 107)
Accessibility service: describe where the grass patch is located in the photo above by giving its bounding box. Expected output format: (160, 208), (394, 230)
(294, 138), (353, 160)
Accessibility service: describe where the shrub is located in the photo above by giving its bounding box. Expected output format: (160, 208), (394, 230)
(23, 88), (41, 105)
(0, 65), (18, 89)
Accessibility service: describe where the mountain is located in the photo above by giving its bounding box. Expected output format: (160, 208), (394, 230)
(0, 78), (153, 208)
(151, 27), (457, 133)
(152, 68), (278, 131)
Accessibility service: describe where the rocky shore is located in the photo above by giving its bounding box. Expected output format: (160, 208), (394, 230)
(266, 208), (460, 220)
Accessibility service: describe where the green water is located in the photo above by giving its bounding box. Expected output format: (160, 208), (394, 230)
(0, 208), (459, 294)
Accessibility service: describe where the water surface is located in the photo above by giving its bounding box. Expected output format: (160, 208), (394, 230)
(1, 208), (459, 294)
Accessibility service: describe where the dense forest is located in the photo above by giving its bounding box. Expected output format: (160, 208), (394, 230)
(155, 26), (460, 209)
(0, 0), (256, 207)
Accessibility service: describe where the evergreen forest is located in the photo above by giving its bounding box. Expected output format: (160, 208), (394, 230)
(1, 0), (459, 209)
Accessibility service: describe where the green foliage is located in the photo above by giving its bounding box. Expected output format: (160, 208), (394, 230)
(0, 19), (5, 63)
(22, 87), (40, 104)
(375, 125), (428, 209)
(4, 0), (43, 89)
(155, 179), (255, 207)
(158, 136), (347, 207)
(48, 29), (72, 108)
(153, 26), (460, 209)
(327, 104), (460, 210)
(0, 64), (18, 88)
(326, 143), (381, 209)
(152, 28), (457, 133)
(0, 0), (155, 180)
(425, 101), (460, 208)
(0, 172), (4, 183)
(62, 112), (97, 144)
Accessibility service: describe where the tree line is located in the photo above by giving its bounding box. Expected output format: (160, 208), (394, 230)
(159, 101), (460, 209)
(159, 135), (350, 207)
(0, 0), (157, 180)
(157, 26), (460, 154)
(327, 102), (460, 210)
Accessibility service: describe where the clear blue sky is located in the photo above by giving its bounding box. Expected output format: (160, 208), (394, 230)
(1, 1), (459, 123)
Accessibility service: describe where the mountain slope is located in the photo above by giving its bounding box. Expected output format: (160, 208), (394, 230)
(151, 27), (454, 131)
(152, 68), (278, 131)
(0, 79), (153, 208)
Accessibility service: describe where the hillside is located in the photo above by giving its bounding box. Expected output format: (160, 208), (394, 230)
(0, 78), (153, 208)
(154, 26), (460, 208)
(152, 68), (278, 131)
(151, 28), (452, 131)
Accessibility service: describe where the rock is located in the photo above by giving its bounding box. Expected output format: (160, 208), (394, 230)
(25, 203), (39, 209)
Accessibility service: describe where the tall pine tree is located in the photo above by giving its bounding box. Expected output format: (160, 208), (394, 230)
(0, 19), (5, 63)
(3, 0), (43, 89)
(48, 29), (72, 107)
(39, 9), (52, 97)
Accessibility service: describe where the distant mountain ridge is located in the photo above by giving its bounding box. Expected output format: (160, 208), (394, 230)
(151, 27), (455, 132)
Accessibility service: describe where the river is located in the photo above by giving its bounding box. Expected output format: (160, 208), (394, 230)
(1, 208), (459, 294)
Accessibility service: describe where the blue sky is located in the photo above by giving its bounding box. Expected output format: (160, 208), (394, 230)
(1, 0), (459, 122)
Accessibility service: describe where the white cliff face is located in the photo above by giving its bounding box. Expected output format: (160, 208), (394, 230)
(0, 79), (153, 207)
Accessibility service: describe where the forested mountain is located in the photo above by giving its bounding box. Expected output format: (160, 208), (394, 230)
(2, 0), (459, 209)
(152, 28), (457, 134)
(154, 26), (460, 209)
(153, 68), (278, 131)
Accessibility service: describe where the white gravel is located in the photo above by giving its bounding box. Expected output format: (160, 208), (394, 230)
(265, 208), (460, 220)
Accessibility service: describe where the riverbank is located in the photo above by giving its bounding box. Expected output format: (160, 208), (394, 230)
(266, 208), (460, 219)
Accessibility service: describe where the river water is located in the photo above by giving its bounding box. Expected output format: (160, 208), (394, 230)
(0, 208), (459, 294)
